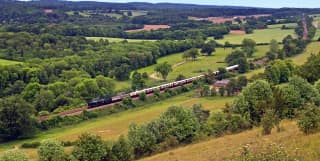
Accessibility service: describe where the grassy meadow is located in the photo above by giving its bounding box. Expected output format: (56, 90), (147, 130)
(138, 45), (270, 81)
(214, 24), (296, 45)
(139, 120), (320, 161)
(0, 59), (22, 66)
(0, 92), (234, 160)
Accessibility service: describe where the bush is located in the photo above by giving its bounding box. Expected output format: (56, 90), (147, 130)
(0, 150), (28, 161)
(61, 140), (75, 147)
(21, 142), (41, 148)
(298, 105), (320, 135)
(38, 140), (65, 161)
(139, 92), (146, 101)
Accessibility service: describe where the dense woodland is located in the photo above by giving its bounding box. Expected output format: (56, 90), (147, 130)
(1, 1), (320, 161)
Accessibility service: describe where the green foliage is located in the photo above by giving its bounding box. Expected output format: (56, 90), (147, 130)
(110, 135), (134, 161)
(299, 53), (320, 83)
(128, 124), (158, 157)
(219, 86), (225, 96)
(38, 140), (65, 161)
(289, 76), (320, 105)
(225, 50), (249, 73)
(0, 150), (28, 161)
(131, 71), (145, 90)
(183, 48), (199, 61)
(159, 106), (201, 142)
(298, 104), (320, 135)
(261, 109), (276, 135)
(239, 80), (273, 123)
(201, 41), (216, 56)
(154, 62), (172, 80)
(21, 142), (41, 148)
(242, 38), (256, 57)
(139, 92), (146, 101)
(72, 133), (106, 161)
(0, 96), (37, 140)
(34, 90), (55, 112)
(207, 112), (251, 136)
(264, 60), (293, 85)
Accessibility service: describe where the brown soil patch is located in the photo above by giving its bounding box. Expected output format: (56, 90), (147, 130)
(44, 9), (53, 14)
(229, 30), (246, 35)
(193, 14), (271, 24)
(126, 25), (171, 32)
(313, 21), (319, 28)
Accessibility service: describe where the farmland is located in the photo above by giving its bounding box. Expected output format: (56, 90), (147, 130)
(125, 25), (171, 32)
(86, 37), (156, 43)
(214, 24), (297, 45)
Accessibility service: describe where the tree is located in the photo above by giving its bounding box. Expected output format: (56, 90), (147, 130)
(183, 48), (199, 61)
(242, 80), (273, 123)
(0, 96), (36, 140)
(38, 140), (65, 161)
(261, 109), (276, 135)
(299, 53), (320, 83)
(219, 86), (225, 96)
(96, 75), (115, 97)
(242, 38), (256, 57)
(159, 106), (201, 142)
(111, 135), (134, 161)
(131, 71), (145, 90)
(154, 62), (172, 80)
(114, 64), (131, 81)
(175, 74), (186, 81)
(298, 104), (320, 135)
(0, 150), (28, 161)
(128, 124), (158, 157)
(72, 133), (106, 161)
(201, 42), (216, 56)
(34, 90), (55, 112)
(289, 76), (320, 104)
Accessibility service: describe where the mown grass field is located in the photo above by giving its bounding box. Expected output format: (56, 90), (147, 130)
(139, 120), (320, 161)
(138, 45), (270, 81)
(0, 92), (235, 160)
(0, 59), (22, 66)
(86, 37), (156, 43)
(214, 24), (296, 45)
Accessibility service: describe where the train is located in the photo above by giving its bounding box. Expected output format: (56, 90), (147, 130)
(88, 64), (239, 108)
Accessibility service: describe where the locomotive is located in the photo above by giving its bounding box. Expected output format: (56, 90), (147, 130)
(87, 64), (239, 108)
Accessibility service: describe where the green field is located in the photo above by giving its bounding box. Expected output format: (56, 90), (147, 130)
(138, 45), (270, 81)
(0, 59), (22, 66)
(214, 24), (296, 45)
(86, 37), (156, 43)
(311, 15), (320, 40)
(0, 93), (234, 160)
(244, 42), (320, 78)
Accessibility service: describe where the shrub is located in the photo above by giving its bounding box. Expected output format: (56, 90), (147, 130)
(139, 92), (146, 101)
(72, 133), (106, 161)
(298, 105), (320, 135)
(21, 142), (41, 148)
(261, 109), (276, 135)
(0, 150), (28, 161)
(38, 139), (65, 161)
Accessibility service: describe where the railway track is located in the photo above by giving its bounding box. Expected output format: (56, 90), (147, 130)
(40, 65), (239, 121)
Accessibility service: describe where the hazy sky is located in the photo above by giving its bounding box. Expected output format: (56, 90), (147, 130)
(71, 0), (320, 8)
